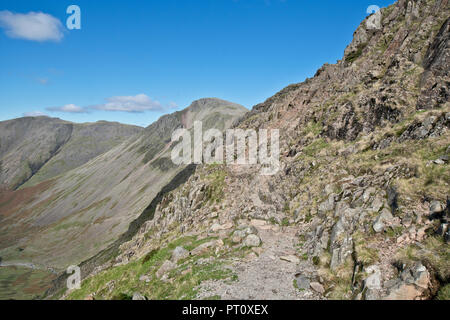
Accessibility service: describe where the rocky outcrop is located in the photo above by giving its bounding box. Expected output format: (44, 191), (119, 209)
(418, 17), (450, 110)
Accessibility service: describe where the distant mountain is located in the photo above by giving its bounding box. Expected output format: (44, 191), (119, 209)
(0, 117), (143, 189)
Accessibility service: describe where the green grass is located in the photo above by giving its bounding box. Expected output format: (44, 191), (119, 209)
(204, 167), (226, 204)
(302, 138), (329, 157)
(396, 236), (450, 281)
(66, 235), (235, 300)
(303, 121), (323, 136)
(346, 43), (367, 63)
(354, 232), (379, 266)
(436, 284), (450, 300)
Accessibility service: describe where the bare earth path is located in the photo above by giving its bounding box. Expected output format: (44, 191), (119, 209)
(196, 225), (321, 300)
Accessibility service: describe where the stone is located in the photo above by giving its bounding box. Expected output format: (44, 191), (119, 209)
(132, 292), (147, 300)
(191, 241), (217, 255)
(330, 236), (353, 271)
(413, 264), (430, 289)
(295, 275), (310, 290)
(402, 216), (413, 227)
(250, 219), (267, 227)
(210, 222), (233, 232)
(280, 255), (300, 263)
(232, 230), (246, 243)
(371, 196), (384, 212)
(365, 266), (382, 290)
(171, 246), (189, 262)
(324, 184), (334, 196)
(439, 154), (449, 162)
(362, 187), (376, 203)
(318, 194), (336, 214)
(238, 225), (258, 235)
(384, 283), (422, 300)
(416, 227), (427, 241)
(243, 234), (261, 247)
(139, 275), (151, 283)
(430, 201), (443, 213)
(384, 263), (430, 300)
(310, 282), (325, 294)
(373, 208), (394, 233)
(156, 260), (176, 278)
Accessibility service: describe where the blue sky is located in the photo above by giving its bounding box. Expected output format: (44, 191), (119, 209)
(0, 0), (395, 127)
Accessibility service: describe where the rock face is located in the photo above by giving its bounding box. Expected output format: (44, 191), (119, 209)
(418, 17), (450, 110)
(384, 263), (433, 300)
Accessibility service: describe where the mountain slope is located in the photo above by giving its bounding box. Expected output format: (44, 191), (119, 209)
(0, 98), (246, 275)
(0, 117), (143, 189)
(64, 0), (449, 300)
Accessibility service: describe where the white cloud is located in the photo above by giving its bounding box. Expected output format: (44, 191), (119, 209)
(45, 94), (174, 115)
(90, 94), (165, 113)
(46, 104), (87, 113)
(0, 10), (64, 42)
(23, 111), (48, 117)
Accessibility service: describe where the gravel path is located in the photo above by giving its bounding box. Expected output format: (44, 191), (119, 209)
(196, 225), (321, 300)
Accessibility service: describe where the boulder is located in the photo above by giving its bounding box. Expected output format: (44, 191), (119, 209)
(310, 282), (325, 294)
(156, 260), (176, 278)
(132, 292), (147, 300)
(363, 265), (382, 300)
(371, 196), (384, 213)
(295, 275), (310, 290)
(210, 222), (233, 232)
(383, 263), (431, 300)
(243, 234), (261, 247)
(318, 194), (336, 214)
(430, 201), (443, 213)
(191, 241), (217, 255)
(232, 225), (258, 243)
(373, 208), (394, 233)
(171, 246), (189, 263)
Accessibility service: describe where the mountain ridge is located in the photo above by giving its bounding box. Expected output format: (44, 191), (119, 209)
(0, 116), (143, 189)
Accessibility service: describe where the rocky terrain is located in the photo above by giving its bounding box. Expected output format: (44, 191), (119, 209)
(59, 0), (449, 301)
